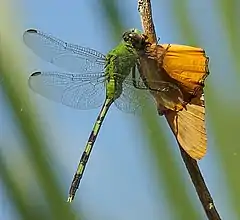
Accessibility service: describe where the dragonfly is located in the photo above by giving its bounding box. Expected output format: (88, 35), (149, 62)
(122, 29), (209, 160)
(23, 29), (184, 202)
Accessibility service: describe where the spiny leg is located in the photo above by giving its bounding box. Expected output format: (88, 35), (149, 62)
(131, 66), (187, 113)
(67, 98), (113, 202)
(131, 66), (149, 90)
(131, 65), (154, 91)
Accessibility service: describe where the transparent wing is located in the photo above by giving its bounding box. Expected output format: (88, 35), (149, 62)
(114, 68), (185, 113)
(23, 29), (106, 73)
(114, 82), (154, 114)
(29, 71), (106, 110)
(113, 66), (147, 89)
(114, 69), (154, 114)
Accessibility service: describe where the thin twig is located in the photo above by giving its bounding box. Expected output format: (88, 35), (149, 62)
(180, 147), (221, 219)
(137, 0), (221, 219)
(137, 0), (157, 43)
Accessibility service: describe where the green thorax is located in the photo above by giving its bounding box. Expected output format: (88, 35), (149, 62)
(104, 41), (138, 99)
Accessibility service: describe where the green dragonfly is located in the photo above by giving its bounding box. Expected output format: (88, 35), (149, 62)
(23, 28), (184, 202)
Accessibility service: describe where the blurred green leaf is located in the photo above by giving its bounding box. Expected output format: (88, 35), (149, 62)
(171, 0), (240, 218)
(138, 104), (201, 219)
(0, 2), (81, 220)
(98, 0), (125, 40)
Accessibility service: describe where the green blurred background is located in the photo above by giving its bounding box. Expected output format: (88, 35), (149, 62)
(0, 0), (240, 219)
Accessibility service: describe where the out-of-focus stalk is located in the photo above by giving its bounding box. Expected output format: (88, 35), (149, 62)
(0, 1), (80, 219)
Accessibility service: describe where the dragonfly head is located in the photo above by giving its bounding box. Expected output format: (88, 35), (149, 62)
(122, 29), (149, 50)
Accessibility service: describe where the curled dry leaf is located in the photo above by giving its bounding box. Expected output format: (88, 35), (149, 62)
(124, 30), (209, 159)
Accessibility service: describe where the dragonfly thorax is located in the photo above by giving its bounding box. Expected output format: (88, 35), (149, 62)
(104, 42), (138, 100)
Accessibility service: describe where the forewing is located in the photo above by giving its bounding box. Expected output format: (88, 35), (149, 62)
(23, 29), (106, 73)
(29, 71), (106, 110)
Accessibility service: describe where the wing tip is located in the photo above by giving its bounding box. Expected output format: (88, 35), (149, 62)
(30, 71), (42, 77)
(23, 29), (38, 44)
(25, 29), (38, 34)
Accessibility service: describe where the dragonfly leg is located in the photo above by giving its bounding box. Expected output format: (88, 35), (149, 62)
(157, 103), (171, 116)
(178, 97), (187, 110)
(158, 109), (172, 116)
(156, 44), (171, 66)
